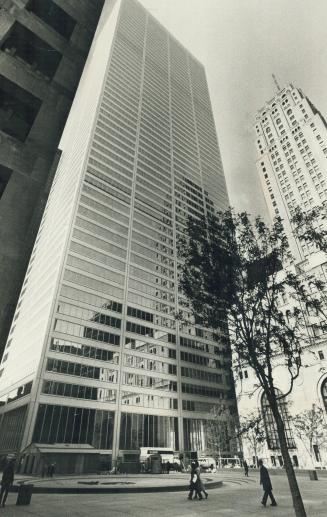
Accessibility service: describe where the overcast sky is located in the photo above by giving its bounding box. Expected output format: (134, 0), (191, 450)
(139, 0), (327, 219)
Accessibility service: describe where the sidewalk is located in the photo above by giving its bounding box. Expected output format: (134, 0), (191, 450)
(1, 471), (325, 516)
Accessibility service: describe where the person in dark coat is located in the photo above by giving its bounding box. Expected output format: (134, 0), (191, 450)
(258, 459), (277, 507)
(244, 460), (249, 477)
(187, 461), (203, 500)
(195, 464), (208, 499)
(49, 463), (56, 477)
(0, 459), (15, 507)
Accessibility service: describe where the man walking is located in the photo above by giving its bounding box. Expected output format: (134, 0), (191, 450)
(258, 459), (277, 507)
(0, 458), (15, 507)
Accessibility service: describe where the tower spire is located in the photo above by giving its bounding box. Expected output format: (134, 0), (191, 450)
(271, 74), (280, 92)
(272, 74), (281, 91)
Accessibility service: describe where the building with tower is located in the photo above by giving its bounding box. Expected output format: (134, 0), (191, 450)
(254, 82), (327, 261)
(0, 0), (237, 474)
(236, 83), (327, 470)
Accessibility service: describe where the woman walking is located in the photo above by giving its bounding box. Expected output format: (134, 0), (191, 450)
(195, 462), (208, 499)
(187, 461), (203, 500)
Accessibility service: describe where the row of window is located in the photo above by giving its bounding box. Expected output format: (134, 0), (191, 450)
(57, 302), (122, 329)
(124, 354), (177, 375)
(122, 373), (177, 392)
(60, 285), (122, 314)
(42, 380), (117, 402)
(181, 383), (226, 399)
(0, 381), (32, 406)
(46, 358), (118, 382)
(54, 319), (120, 346)
(50, 338), (119, 363)
(121, 392), (178, 410)
(181, 366), (222, 384)
(125, 338), (176, 358)
(180, 351), (222, 369)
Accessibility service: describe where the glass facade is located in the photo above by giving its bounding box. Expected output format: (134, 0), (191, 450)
(0, 0), (236, 465)
(33, 404), (114, 449)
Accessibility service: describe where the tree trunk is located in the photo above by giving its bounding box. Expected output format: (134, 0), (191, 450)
(273, 406), (307, 517)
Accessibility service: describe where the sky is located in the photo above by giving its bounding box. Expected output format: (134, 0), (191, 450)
(139, 0), (327, 219)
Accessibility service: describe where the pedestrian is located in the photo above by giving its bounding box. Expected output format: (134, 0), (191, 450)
(49, 463), (56, 478)
(195, 462), (208, 499)
(244, 460), (249, 477)
(187, 461), (202, 500)
(258, 459), (277, 507)
(166, 461), (171, 474)
(0, 458), (15, 508)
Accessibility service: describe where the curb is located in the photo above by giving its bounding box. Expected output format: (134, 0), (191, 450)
(10, 480), (223, 495)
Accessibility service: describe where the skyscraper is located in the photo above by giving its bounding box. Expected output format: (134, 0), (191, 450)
(0, 0), (235, 474)
(255, 83), (327, 260)
(0, 0), (104, 359)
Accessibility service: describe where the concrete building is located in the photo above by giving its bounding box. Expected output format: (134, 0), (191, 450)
(236, 84), (327, 470)
(0, 0), (236, 474)
(0, 0), (104, 360)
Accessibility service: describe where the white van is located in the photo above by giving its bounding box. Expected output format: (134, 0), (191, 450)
(139, 447), (175, 464)
(198, 457), (217, 472)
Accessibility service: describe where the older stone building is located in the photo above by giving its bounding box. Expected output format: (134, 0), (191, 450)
(0, 0), (104, 359)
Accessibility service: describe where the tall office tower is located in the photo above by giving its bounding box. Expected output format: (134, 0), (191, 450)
(0, 0), (104, 359)
(255, 83), (327, 261)
(0, 0), (236, 474)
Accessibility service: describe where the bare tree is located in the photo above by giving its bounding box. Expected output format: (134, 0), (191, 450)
(238, 412), (266, 467)
(293, 404), (327, 468)
(205, 404), (239, 464)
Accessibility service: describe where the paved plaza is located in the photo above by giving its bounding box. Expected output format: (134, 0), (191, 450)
(0, 471), (325, 516)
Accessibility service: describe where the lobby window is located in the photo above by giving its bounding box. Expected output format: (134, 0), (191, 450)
(261, 390), (295, 450)
(0, 75), (41, 142)
(26, 0), (76, 40)
(0, 165), (12, 200)
(1, 22), (62, 80)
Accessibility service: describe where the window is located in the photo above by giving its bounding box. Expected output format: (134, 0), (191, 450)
(0, 75), (41, 142)
(26, 0), (76, 39)
(318, 351), (325, 360)
(33, 404), (114, 448)
(1, 22), (62, 79)
(261, 390), (295, 449)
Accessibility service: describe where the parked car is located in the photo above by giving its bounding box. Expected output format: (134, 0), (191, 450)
(198, 457), (217, 472)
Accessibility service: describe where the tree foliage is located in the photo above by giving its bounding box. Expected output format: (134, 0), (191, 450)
(291, 205), (327, 253)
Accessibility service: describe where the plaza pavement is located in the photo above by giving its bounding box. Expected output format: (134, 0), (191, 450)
(0, 470), (326, 516)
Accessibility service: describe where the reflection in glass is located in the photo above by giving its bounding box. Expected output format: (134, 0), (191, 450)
(119, 412), (178, 450)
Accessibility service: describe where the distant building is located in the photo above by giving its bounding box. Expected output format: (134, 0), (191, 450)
(0, 0), (104, 359)
(255, 83), (327, 261)
(236, 84), (327, 470)
(0, 0), (237, 474)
